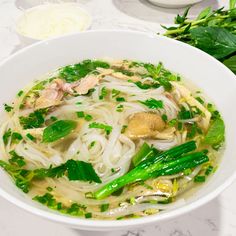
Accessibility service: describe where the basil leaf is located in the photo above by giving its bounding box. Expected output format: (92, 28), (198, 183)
(190, 27), (236, 59)
(204, 118), (225, 146)
(223, 55), (236, 73)
(43, 120), (77, 143)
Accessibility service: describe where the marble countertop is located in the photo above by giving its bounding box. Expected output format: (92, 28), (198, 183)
(0, 0), (236, 236)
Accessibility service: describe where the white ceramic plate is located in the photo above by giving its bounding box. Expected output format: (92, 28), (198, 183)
(0, 30), (236, 231)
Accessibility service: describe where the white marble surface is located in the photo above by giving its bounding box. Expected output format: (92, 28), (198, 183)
(0, 0), (236, 236)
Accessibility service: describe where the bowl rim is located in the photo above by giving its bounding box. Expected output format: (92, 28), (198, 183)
(0, 29), (236, 229)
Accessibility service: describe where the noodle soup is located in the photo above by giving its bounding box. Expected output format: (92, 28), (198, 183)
(0, 59), (225, 220)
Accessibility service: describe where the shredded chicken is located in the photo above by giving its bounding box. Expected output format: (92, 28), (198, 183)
(35, 79), (74, 109)
(172, 82), (211, 131)
(74, 75), (100, 95)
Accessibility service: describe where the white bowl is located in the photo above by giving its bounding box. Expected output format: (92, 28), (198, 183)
(147, 0), (204, 8)
(0, 30), (236, 231)
(15, 3), (92, 45)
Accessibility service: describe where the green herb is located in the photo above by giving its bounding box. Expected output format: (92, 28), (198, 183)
(50, 116), (58, 122)
(121, 125), (128, 133)
(89, 122), (112, 135)
(76, 111), (93, 121)
(3, 129), (12, 145)
(46, 186), (53, 192)
(183, 168), (192, 175)
(89, 141), (96, 149)
(76, 102), (82, 105)
(26, 133), (36, 141)
(17, 90), (24, 97)
(191, 27), (236, 60)
(178, 107), (193, 120)
(112, 89), (120, 98)
(205, 165), (214, 176)
(116, 104), (124, 112)
(33, 193), (88, 216)
(168, 119), (177, 127)
(134, 81), (160, 90)
(42, 120), (77, 143)
(113, 67), (134, 76)
(157, 77), (172, 91)
(116, 97), (126, 102)
(4, 104), (13, 112)
(11, 132), (23, 144)
(99, 87), (107, 100)
(195, 97), (205, 104)
(140, 98), (163, 109)
(85, 212), (92, 218)
(19, 109), (48, 129)
(9, 151), (26, 167)
(0, 158), (101, 193)
(163, 5), (236, 74)
(59, 60), (110, 83)
(66, 160), (101, 183)
(132, 142), (159, 166)
(223, 55), (236, 73)
(161, 114), (168, 122)
(204, 118), (225, 146)
(194, 175), (206, 182)
(100, 203), (109, 212)
(94, 141), (208, 199)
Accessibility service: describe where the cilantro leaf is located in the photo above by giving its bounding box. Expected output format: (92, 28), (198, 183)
(19, 109), (48, 129)
(9, 151), (26, 167)
(140, 98), (163, 109)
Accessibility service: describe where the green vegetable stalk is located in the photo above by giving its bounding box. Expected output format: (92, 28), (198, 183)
(93, 141), (204, 200)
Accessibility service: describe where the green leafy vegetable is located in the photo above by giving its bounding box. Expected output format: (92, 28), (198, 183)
(194, 175), (206, 182)
(93, 141), (203, 199)
(112, 89), (120, 98)
(3, 129), (12, 145)
(42, 120), (77, 143)
(204, 118), (225, 146)
(116, 97), (126, 102)
(163, 5), (236, 74)
(26, 133), (36, 141)
(4, 104), (13, 112)
(140, 98), (163, 109)
(9, 151), (26, 167)
(0, 158), (101, 193)
(89, 122), (113, 135)
(190, 27), (236, 59)
(17, 90), (24, 97)
(19, 109), (48, 129)
(66, 160), (101, 183)
(99, 87), (108, 100)
(76, 111), (93, 121)
(11, 132), (23, 144)
(223, 55), (236, 73)
(59, 60), (110, 83)
(132, 142), (159, 166)
(100, 203), (109, 212)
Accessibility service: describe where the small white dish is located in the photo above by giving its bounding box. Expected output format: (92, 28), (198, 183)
(15, 3), (92, 45)
(0, 30), (236, 231)
(147, 0), (205, 8)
